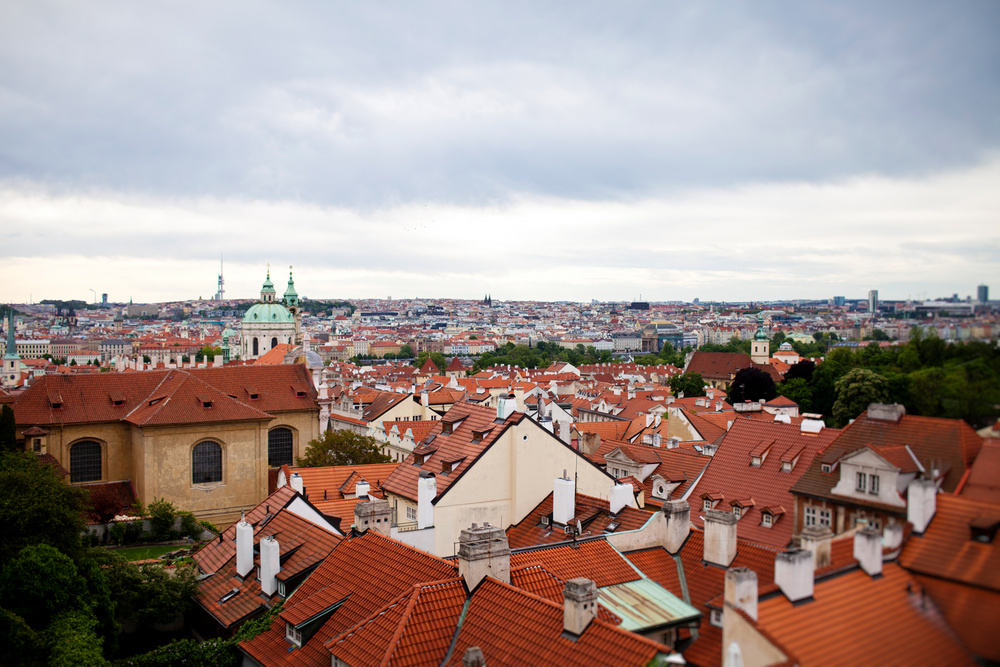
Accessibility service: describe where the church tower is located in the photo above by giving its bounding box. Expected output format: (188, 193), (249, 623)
(3, 308), (21, 389)
(750, 313), (770, 365)
(283, 267), (302, 346)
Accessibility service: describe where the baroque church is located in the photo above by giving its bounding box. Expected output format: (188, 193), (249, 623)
(241, 267), (302, 360)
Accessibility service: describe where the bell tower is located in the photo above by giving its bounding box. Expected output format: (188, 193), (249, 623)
(750, 313), (770, 365)
(3, 308), (21, 389)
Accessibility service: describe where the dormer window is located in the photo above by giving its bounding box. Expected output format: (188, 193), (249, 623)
(471, 430), (484, 443)
(441, 422), (453, 435)
(762, 513), (772, 527)
(821, 464), (832, 473)
(732, 506), (742, 519)
(202, 400), (213, 408)
(703, 499), (713, 511)
(442, 461), (453, 474)
(286, 622), (302, 647)
(781, 461), (792, 472)
(751, 456), (762, 467)
(413, 454), (425, 465)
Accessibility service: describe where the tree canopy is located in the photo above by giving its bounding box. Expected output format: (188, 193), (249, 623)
(832, 368), (890, 426)
(669, 372), (706, 398)
(728, 367), (777, 405)
(296, 430), (393, 467)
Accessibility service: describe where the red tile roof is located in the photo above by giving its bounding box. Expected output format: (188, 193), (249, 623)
(448, 577), (666, 667)
(510, 539), (640, 588)
(688, 419), (841, 548)
(757, 563), (975, 666)
(327, 579), (467, 667)
(899, 493), (1000, 591)
(792, 410), (984, 501)
(506, 492), (653, 549)
(685, 351), (754, 381)
(912, 575), (1000, 663)
(958, 440), (1000, 503)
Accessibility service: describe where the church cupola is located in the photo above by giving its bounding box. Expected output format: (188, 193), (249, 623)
(751, 313), (770, 364)
(261, 269), (276, 303)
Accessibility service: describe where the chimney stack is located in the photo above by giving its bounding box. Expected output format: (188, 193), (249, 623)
(703, 509), (738, 567)
(553, 471), (575, 525)
(724, 567), (758, 621)
(290, 472), (304, 494)
(563, 577), (598, 636)
(907, 478), (937, 534)
(417, 471), (436, 529)
(883, 522), (904, 551)
(236, 514), (254, 578)
(798, 525), (833, 569)
(853, 526), (883, 577)
(663, 500), (690, 553)
(355, 480), (370, 499)
(354, 498), (392, 536)
(609, 482), (633, 514)
(497, 393), (516, 420)
(458, 523), (510, 589)
(774, 549), (814, 603)
(260, 535), (280, 596)
(462, 647), (486, 667)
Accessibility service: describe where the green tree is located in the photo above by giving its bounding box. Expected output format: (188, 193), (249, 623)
(777, 377), (813, 411)
(728, 367), (777, 404)
(146, 498), (176, 541)
(0, 452), (88, 565)
(195, 346), (222, 362)
(398, 344), (414, 358)
(832, 368), (889, 426)
(669, 372), (706, 398)
(0, 544), (90, 629)
(784, 359), (815, 383)
(296, 431), (392, 467)
(0, 404), (17, 453)
(45, 611), (106, 667)
(104, 559), (199, 629)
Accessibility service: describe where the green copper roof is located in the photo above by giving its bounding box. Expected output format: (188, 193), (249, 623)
(261, 270), (275, 292)
(753, 312), (769, 340)
(242, 302), (294, 324)
(598, 579), (701, 631)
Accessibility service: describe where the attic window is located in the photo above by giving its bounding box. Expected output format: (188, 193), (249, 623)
(762, 513), (773, 527)
(286, 622), (302, 647)
(703, 499), (713, 511)
(970, 517), (999, 544)
(751, 456), (762, 467)
(710, 608), (723, 628)
(441, 422), (453, 435)
(413, 454), (425, 466)
(295, 389), (307, 398)
(442, 461), (454, 474)
(732, 506), (743, 519)
(821, 464), (832, 474)
(202, 399), (214, 409)
(219, 588), (241, 603)
(781, 461), (792, 473)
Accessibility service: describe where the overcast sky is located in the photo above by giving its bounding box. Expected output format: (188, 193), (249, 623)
(1, 1), (998, 304)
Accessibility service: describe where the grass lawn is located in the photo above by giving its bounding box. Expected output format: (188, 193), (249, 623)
(116, 544), (183, 561)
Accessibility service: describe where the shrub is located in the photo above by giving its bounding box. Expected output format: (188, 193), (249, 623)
(178, 513), (201, 540)
(110, 522), (126, 546)
(146, 499), (176, 542)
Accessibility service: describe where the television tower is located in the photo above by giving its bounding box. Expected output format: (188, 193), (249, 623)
(215, 255), (225, 301)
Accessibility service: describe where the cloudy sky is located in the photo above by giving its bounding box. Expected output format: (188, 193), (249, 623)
(1, 1), (998, 304)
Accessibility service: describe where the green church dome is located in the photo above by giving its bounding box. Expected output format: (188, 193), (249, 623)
(242, 302), (294, 324)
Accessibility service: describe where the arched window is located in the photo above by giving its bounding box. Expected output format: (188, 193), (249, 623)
(253, 337), (259, 356)
(268, 427), (293, 468)
(271, 337), (278, 349)
(192, 441), (222, 484)
(70, 441), (102, 483)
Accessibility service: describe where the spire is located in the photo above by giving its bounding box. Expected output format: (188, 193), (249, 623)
(283, 265), (299, 308)
(260, 266), (276, 303)
(4, 307), (16, 359)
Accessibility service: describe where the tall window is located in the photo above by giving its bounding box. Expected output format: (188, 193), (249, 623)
(804, 506), (817, 526)
(253, 338), (259, 356)
(870, 475), (880, 495)
(192, 441), (222, 484)
(271, 337), (278, 349)
(268, 428), (293, 468)
(856, 472), (867, 492)
(70, 441), (102, 483)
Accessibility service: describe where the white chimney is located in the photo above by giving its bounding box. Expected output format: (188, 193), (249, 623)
(853, 526), (882, 577)
(883, 522), (904, 550)
(276, 469), (287, 488)
(663, 500), (690, 554)
(609, 482), (633, 514)
(715, 400), (723, 411)
(724, 567), (757, 621)
(563, 577), (598, 636)
(417, 471), (436, 529)
(907, 478), (937, 534)
(553, 472), (575, 525)
(260, 535), (280, 596)
(355, 480), (370, 499)
(798, 525), (833, 569)
(774, 549), (814, 603)
(290, 472), (304, 494)
(212, 354), (222, 367)
(421, 392), (429, 407)
(497, 393), (516, 420)
(236, 515), (254, 578)
(458, 523), (510, 589)
(703, 509), (738, 567)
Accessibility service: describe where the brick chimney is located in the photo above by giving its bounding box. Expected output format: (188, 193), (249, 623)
(853, 526), (882, 577)
(703, 509), (738, 567)
(907, 478), (937, 534)
(798, 525), (833, 569)
(663, 500), (690, 553)
(236, 513), (254, 578)
(563, 577), (598, 636)
(774, 549), (814, 603)
(458, 523), (510, 590)
(260, 535), (280, 596)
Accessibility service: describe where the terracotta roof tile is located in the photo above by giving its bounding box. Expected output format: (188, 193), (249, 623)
(757, 563), (975, 666)
(506, 492), (653, 549)
(510, 540), (641, 587)
(912, 574), (1000, 663)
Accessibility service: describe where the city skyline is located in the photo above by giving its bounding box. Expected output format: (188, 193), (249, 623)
(1, 2), (998, 303)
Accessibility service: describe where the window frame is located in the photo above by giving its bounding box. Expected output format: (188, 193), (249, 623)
(267, 427), (294, 468)
(856, 471), (867, 493)
(192, 440), (223, 485)
(69, 440), (103, 484)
